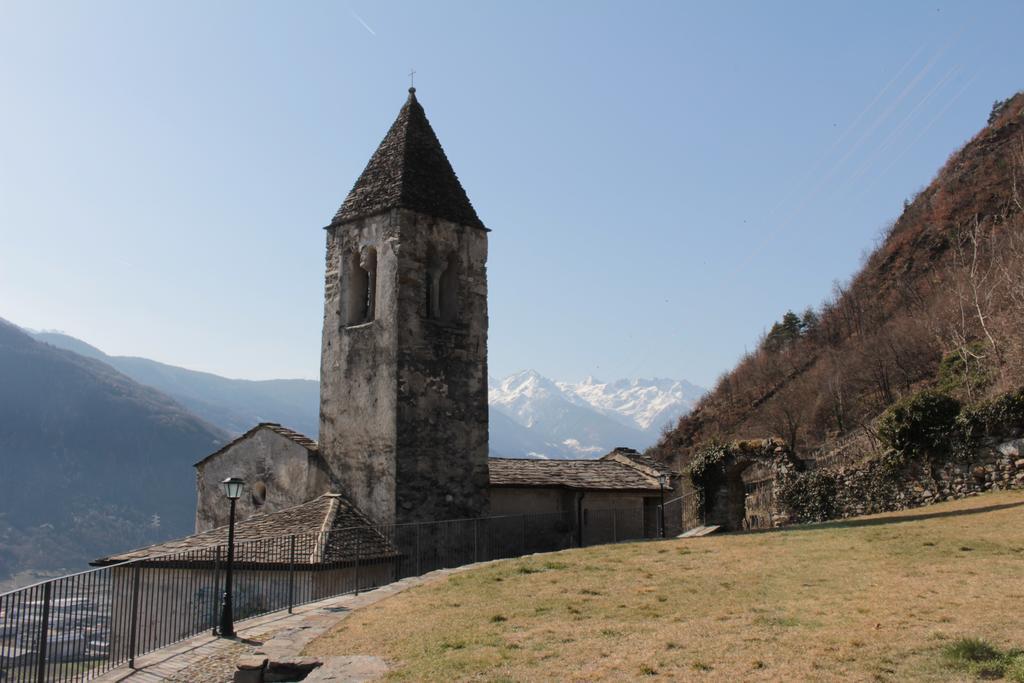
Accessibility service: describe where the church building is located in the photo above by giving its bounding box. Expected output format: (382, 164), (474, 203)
(184, 88), (673, 535)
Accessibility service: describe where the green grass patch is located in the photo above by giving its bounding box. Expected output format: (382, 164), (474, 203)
(753, 614), (815, 630)
(941, 637), (1024, 681)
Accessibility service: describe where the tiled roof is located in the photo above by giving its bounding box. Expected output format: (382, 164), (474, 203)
(92, 494), (396, 565)
(330, 88), (485, 230)
(488, 458), (662, 491)
(194, 423), (318, 467)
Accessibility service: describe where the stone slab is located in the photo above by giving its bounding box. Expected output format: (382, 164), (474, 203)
(304, 656), (389, 682)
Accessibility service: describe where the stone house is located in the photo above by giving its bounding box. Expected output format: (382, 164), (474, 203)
(194, 423), (333, 532)
(490, 449), (674, 544)
(195, 425), (677, 544)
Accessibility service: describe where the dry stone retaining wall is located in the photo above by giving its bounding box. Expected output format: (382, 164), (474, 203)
(774, 438), (1024, 524)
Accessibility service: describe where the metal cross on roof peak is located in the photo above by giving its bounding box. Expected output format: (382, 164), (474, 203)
(409, 68), (416, 88)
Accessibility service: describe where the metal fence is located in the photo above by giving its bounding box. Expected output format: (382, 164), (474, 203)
(0, 505), (663, 682)
(663, 490), (705, 536)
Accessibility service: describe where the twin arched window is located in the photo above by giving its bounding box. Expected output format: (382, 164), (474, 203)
(342, 244), (459, 326)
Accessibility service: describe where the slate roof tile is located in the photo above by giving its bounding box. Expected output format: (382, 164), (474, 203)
(488, 458), (662, 491)
(599, 447), (674, 478)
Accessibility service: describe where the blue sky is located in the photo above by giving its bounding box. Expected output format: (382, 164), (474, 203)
(0, 1), (1021, 388)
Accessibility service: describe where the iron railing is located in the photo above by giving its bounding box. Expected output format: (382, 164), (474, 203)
(0, 505), (665, 682)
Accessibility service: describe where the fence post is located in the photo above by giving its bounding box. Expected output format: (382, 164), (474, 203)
(211, 546), (222, 636)
(128, 565), (141, 669)
(34, 580), (52, 683)
(415, 523), (421, 576)
(287, 535), (296, 614)
(353, 534), (361, 596)
(473, 518), (479, 563)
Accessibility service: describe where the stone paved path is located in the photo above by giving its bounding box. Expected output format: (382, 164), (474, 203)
(93, 566), (470, 682)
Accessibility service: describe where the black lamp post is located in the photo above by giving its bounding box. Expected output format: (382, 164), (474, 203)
(658, 473), (669, 538)
(219, 476), (245, 638)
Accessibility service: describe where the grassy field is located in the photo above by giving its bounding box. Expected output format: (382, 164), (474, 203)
(307, 491), (1024, 681)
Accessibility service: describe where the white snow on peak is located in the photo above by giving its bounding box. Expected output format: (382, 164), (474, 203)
(487, 369), (706, 459)
(556, 376), (705, 430)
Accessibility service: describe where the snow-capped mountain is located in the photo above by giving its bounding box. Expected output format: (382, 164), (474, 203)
(558, 376), (706, 431)
(488, 370), (705, 460)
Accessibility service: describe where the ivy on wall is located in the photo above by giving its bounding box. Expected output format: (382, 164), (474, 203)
(687, 438), (793, 522)
(776, 470), (838, 523)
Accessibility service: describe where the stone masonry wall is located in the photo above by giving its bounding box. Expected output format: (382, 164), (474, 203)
(319, 208), (489, 526)
(393, 210), (489, 523)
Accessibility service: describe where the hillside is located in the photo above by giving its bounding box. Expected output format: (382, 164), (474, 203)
(308, 490), (1024, 681)
(0, 319), (227, 583)
(650, 93), (1024, 470)
(31, 331), (320, 437)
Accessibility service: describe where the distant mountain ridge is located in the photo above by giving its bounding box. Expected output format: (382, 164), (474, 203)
(30, 331), (704, 461)
(30, 331), (320, 438)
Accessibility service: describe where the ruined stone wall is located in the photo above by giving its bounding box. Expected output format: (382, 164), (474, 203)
(195, 430), (331, 532)
(773, 438), (1024, 525)
(831, 438), (1024, 517)
(319, 209), (489, 526)
(689, 440), (800, 531)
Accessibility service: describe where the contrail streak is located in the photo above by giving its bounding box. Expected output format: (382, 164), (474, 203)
(761, 43), (928, 222)
(840, 65), (962, 193)
(852, 71), (980, 201)
(729, 26), (967, 277)
(351, 10), (376, 36)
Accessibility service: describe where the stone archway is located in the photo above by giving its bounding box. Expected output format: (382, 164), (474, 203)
(688, 439), (802, 531)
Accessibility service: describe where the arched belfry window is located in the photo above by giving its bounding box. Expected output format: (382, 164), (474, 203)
(425, 247), (459, 322)
(345, 247), (377, 326)
(439, 252), (459, 322)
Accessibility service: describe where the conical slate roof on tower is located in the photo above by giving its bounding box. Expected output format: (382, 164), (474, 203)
(331, 88), (485, 230)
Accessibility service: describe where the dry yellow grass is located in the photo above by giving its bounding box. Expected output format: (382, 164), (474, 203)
(307, 491), (1024, 681)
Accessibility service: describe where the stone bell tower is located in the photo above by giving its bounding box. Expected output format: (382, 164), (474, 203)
(319, 87), (490, 526)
